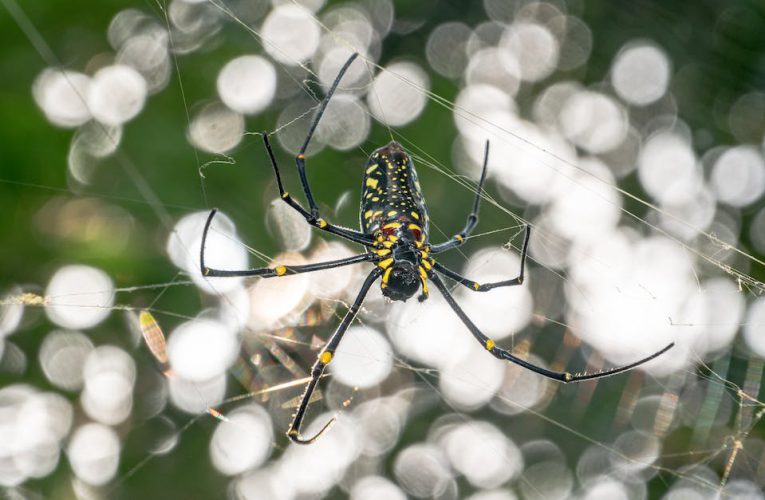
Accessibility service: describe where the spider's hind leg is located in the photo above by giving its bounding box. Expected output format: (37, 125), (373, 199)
(431, 139), (490, 254)
(262, 134), (373, 246)
(294, 53), (359, 219)
(260, 53), (373, 247)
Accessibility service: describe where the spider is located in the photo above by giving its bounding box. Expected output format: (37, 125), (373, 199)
(200, 53), (675, 444)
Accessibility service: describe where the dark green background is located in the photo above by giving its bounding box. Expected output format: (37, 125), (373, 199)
(1, 0), (764, 498)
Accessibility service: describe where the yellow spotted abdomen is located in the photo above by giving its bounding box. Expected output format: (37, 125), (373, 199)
(360, 141), (428, 239)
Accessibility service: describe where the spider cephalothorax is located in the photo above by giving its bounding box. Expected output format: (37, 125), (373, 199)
(381, 261), (420, 301)
(377, 235), (430, 301)
(199, 52), (675, 445)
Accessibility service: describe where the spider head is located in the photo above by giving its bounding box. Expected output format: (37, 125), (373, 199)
(381, 244), (423, 301)
(381, 261), (421, 301)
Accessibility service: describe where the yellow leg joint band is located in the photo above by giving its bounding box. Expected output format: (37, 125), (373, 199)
(275, 265), (287, 276)
(317, 219), (328, 228)
(485, 339), (495, 351)
(418, 266), (428, 280)
(320, 351), (333, 364)
(378, 258), (394, 269)
(381, 267), (392, 287)
(473, 282), (480, 290)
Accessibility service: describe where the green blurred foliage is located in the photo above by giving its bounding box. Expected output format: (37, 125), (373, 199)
(1, 0), (764, 498)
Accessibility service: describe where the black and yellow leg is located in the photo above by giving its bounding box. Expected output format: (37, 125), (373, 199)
(262, 133), (374, 247)
(287, 267), (383, 444)
(433, 225), (531, 292)
(431, 140), (490, 254)
(429, 273), (675, 383)
(200, 209), (378, 278)
(295, 53), (359, 219)
(258, 54), (374, 247)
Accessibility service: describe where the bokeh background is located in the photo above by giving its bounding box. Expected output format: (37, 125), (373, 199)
(1, 0), (765, 498)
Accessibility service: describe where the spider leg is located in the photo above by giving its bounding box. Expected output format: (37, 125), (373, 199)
(263, 133), (374, 247)
(261, 53), (374, 247)
(433, 225), (530, 292)
(429, 273), (674, 382)
(200, 209), (377, 278)
(296, 53), (358, 219)
(430, 140), (490, 254)
(287, 267), (383, 444)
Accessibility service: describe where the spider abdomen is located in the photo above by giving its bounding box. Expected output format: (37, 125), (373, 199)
(360, 141), (429, 245)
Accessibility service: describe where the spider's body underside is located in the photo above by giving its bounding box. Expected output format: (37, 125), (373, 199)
(200, 53), (675, 444)
(362, 142), (431, 302)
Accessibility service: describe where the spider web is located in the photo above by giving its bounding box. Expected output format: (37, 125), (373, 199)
(1, 0), (764, 498)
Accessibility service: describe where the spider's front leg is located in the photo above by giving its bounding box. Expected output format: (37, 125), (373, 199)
(429, 272), (674, 383)
(287, 267), (383, 444)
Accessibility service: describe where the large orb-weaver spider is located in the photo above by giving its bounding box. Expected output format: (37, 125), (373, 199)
(200, 53), (674, 444)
